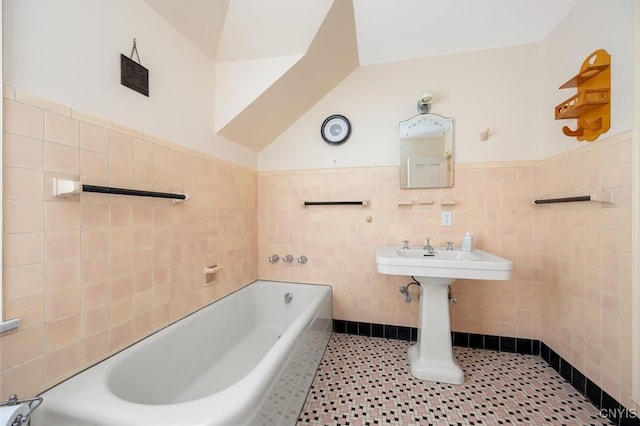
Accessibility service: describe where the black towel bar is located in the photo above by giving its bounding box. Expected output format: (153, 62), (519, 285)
(534, 195), (592, 204)
(533, 192), (613, 204)
(82, 184), (187, 200)
(302, 200), (369, 207)
(52, 178), (189, 201)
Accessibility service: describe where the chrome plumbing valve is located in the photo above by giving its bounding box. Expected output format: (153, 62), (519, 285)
(448, 285), (457, 305)
(268, 254), (307, 265)
(400, 282), (420, 303)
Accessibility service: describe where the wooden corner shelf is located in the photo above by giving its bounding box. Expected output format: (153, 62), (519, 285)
(558, 64), (609, 89)
(554, 49), (610, 142)
(555, 89), (609, 119)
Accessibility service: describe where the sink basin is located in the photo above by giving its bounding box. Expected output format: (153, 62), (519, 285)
(376, 246), (513, 280)
(396, 248), (479, 260)
(376, 245), (513, 385)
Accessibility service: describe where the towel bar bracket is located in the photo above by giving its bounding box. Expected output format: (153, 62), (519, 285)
(0, 318), (20, 333)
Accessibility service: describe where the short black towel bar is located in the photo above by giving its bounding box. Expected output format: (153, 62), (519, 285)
(534, 195), (592, 204)
(302, 200), (369, 207)
(533, 192), (613, 204)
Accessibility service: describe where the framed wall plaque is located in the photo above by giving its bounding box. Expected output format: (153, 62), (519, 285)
(120, 39), (149, 97)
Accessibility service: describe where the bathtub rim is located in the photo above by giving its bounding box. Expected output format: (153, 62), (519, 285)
(33, 280), (333, 426)
(37, 279), (332, 394)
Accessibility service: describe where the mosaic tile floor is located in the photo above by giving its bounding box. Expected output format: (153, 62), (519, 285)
(297, 334), (610, 425)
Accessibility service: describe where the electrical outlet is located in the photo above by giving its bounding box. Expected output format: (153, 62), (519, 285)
(442, 211), (452, 226)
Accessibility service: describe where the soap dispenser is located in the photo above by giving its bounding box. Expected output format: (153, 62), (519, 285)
(461, 232), (474, 251)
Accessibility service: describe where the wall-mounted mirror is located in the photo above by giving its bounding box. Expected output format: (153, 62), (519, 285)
(399, 113), (454, 188)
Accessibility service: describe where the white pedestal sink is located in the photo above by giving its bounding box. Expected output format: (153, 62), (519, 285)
(376, 245), (513, 384)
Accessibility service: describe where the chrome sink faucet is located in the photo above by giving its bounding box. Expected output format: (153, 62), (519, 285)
(446, 241), (455, 251)
(423, 237), (434, 255)
(402, 240), (411, 249)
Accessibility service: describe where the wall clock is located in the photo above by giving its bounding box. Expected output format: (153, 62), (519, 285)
(321, 114), (351, 145)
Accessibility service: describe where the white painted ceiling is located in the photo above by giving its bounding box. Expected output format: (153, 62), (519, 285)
(146, 0), (578, 151)
(147, 0), (578, 66)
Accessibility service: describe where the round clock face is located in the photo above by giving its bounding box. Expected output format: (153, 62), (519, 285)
(321, 114), (351, 145)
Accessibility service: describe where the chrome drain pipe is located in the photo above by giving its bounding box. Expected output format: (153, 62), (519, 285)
(448, 285), (457, 305)
(400, 282), (420, 303)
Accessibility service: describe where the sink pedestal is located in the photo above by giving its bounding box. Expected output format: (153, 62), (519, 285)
(375, 245), (513, 384)
(407, 276), (464, 385)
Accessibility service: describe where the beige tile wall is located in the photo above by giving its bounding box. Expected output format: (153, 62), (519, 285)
(257, 131), (633, 407)
(1, 87), (258, 399)
(258, 161), (542, 337)
(536, 132), (633, 405)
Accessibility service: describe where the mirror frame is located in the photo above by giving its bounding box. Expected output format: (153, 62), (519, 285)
(399, 113), (454, 189)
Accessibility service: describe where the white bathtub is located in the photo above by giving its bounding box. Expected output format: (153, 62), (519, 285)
(32, 280), (333, 426)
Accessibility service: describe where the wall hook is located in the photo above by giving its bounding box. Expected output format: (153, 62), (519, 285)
(561, 125), (584, 138)
(562, 117), (602, 138)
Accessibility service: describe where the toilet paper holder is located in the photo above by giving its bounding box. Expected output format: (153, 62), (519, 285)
(0, 394), (43, 425)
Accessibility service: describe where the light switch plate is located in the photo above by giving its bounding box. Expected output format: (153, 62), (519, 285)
(442, 211), (452, 226)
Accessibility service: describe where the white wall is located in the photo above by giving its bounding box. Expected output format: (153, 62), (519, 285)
(259, 0), (634, 171)
(3, 0), (633, 171)
(259, 43), (543, 170)
(2, 0), (257, 169)
(541, 0), (634, 158)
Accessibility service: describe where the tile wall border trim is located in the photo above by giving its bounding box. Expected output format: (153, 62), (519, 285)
(333, 319), (639, 426)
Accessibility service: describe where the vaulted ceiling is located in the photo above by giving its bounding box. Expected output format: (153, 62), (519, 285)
(147, 0), (577, 151)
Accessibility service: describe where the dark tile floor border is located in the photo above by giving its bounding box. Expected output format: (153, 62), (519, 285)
(333, 319), (640, 426)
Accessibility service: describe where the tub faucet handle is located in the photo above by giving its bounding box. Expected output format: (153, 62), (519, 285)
(0, 394), (43, 425)
(268, 254), (280, 263)
(282, 254), (294, 263)
(296, 255), (307, 265)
